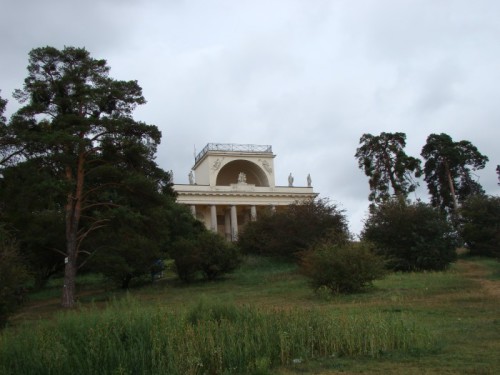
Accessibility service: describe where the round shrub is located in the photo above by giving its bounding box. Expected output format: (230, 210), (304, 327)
(170, 231), (241, 282)
(362, 199), (457, 271)
(170, 237), (202, 283)
(459, 194), (500, 258)
(299, 241), (386, 294)
(198, 231), (241, 281)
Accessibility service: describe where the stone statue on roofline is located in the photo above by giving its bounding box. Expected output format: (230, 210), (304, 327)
(288, 173), (294, 187)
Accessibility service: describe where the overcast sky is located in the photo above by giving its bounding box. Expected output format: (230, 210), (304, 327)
(1, 0), (499, 234)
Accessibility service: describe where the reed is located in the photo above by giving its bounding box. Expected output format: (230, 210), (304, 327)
(0, 295), (434, 375)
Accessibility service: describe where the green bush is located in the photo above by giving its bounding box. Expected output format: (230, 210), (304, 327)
(238, 198), (350, 260)
(198, 231), (242, 280)
(0, 227), (31, 328)
(170, 231), (241, 282)
(459, 194), (500, 258)
(170, 238), (202, 282)
(362, 199), (457, 271)
(299, 242), (386, 294)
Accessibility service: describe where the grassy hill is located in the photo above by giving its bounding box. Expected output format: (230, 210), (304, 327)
(2, 256), (499, 374)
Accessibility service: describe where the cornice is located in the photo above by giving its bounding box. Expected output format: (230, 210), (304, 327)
(178, 191), (317, 198)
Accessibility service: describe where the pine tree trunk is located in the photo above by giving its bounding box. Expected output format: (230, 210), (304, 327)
(61, 247), (77, 308)
(444, 160), (458, 211)
(383, 150), (403, 201)
(61, 153), (85, 308)
(62, 192), (78, 308)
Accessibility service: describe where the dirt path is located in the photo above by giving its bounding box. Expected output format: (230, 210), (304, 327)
(457, 259), (500, 298)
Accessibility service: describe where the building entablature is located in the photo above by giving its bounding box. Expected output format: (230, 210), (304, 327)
(174, 188), (316, 206)
(174, 184), (314, 194)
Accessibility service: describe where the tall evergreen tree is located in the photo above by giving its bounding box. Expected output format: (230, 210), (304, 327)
(421, 133), (488, 213)
(0, 92), (6, 167)
(8, 46), (171, 307)
(355, 132), (422, 204)
(0, 92), (21, 168)
(0, 92), (6, 126)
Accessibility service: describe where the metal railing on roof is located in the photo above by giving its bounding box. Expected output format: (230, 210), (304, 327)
(195, 143), (272, 163)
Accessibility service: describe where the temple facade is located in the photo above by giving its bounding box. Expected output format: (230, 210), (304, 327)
(173, 143), (317, 241)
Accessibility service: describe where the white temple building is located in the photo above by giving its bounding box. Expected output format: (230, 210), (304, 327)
(173, 143), (317, 241)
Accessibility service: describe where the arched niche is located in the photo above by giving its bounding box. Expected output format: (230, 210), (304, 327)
(216, 160), (270, 187)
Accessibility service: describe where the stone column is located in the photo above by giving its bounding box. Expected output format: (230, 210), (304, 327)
(190, 205), (196, 217)
(250, 205), (257, 221)
(210, 205), (218, 232)
(224, 209), (231, 240)
(230, 205), (238, 241)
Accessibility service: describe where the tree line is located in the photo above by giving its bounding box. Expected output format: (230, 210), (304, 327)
(236, 130), (498, 296)
(355, 131), (490, 213)
(354, 131), (499, 261)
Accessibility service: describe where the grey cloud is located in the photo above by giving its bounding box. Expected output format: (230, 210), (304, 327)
(1, 0), (499, 234)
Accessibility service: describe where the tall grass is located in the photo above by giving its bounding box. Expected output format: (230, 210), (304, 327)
(0, 295), (434, 375)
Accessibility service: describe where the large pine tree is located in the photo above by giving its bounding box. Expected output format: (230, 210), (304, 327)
(355, 132), (422, 204)
(8, 46), (172, 307)
(421, 133), (488, 213)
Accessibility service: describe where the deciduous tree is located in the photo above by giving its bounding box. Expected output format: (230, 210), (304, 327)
(459, 195), (500, 258)
(170, 230), (241, 283)
(0, 226), (31, 328)
(238, 198), (349, 259)
(355, 132), (422, 204)
(362, 199), (456, 271)
(0, 160), (65, 289)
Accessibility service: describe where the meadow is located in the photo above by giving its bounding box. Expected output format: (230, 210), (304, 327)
(1, 256), (499, 374)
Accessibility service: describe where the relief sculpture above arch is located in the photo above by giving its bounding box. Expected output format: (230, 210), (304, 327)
(259, 159), (273, 173)
(211, 158), (223, 171)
